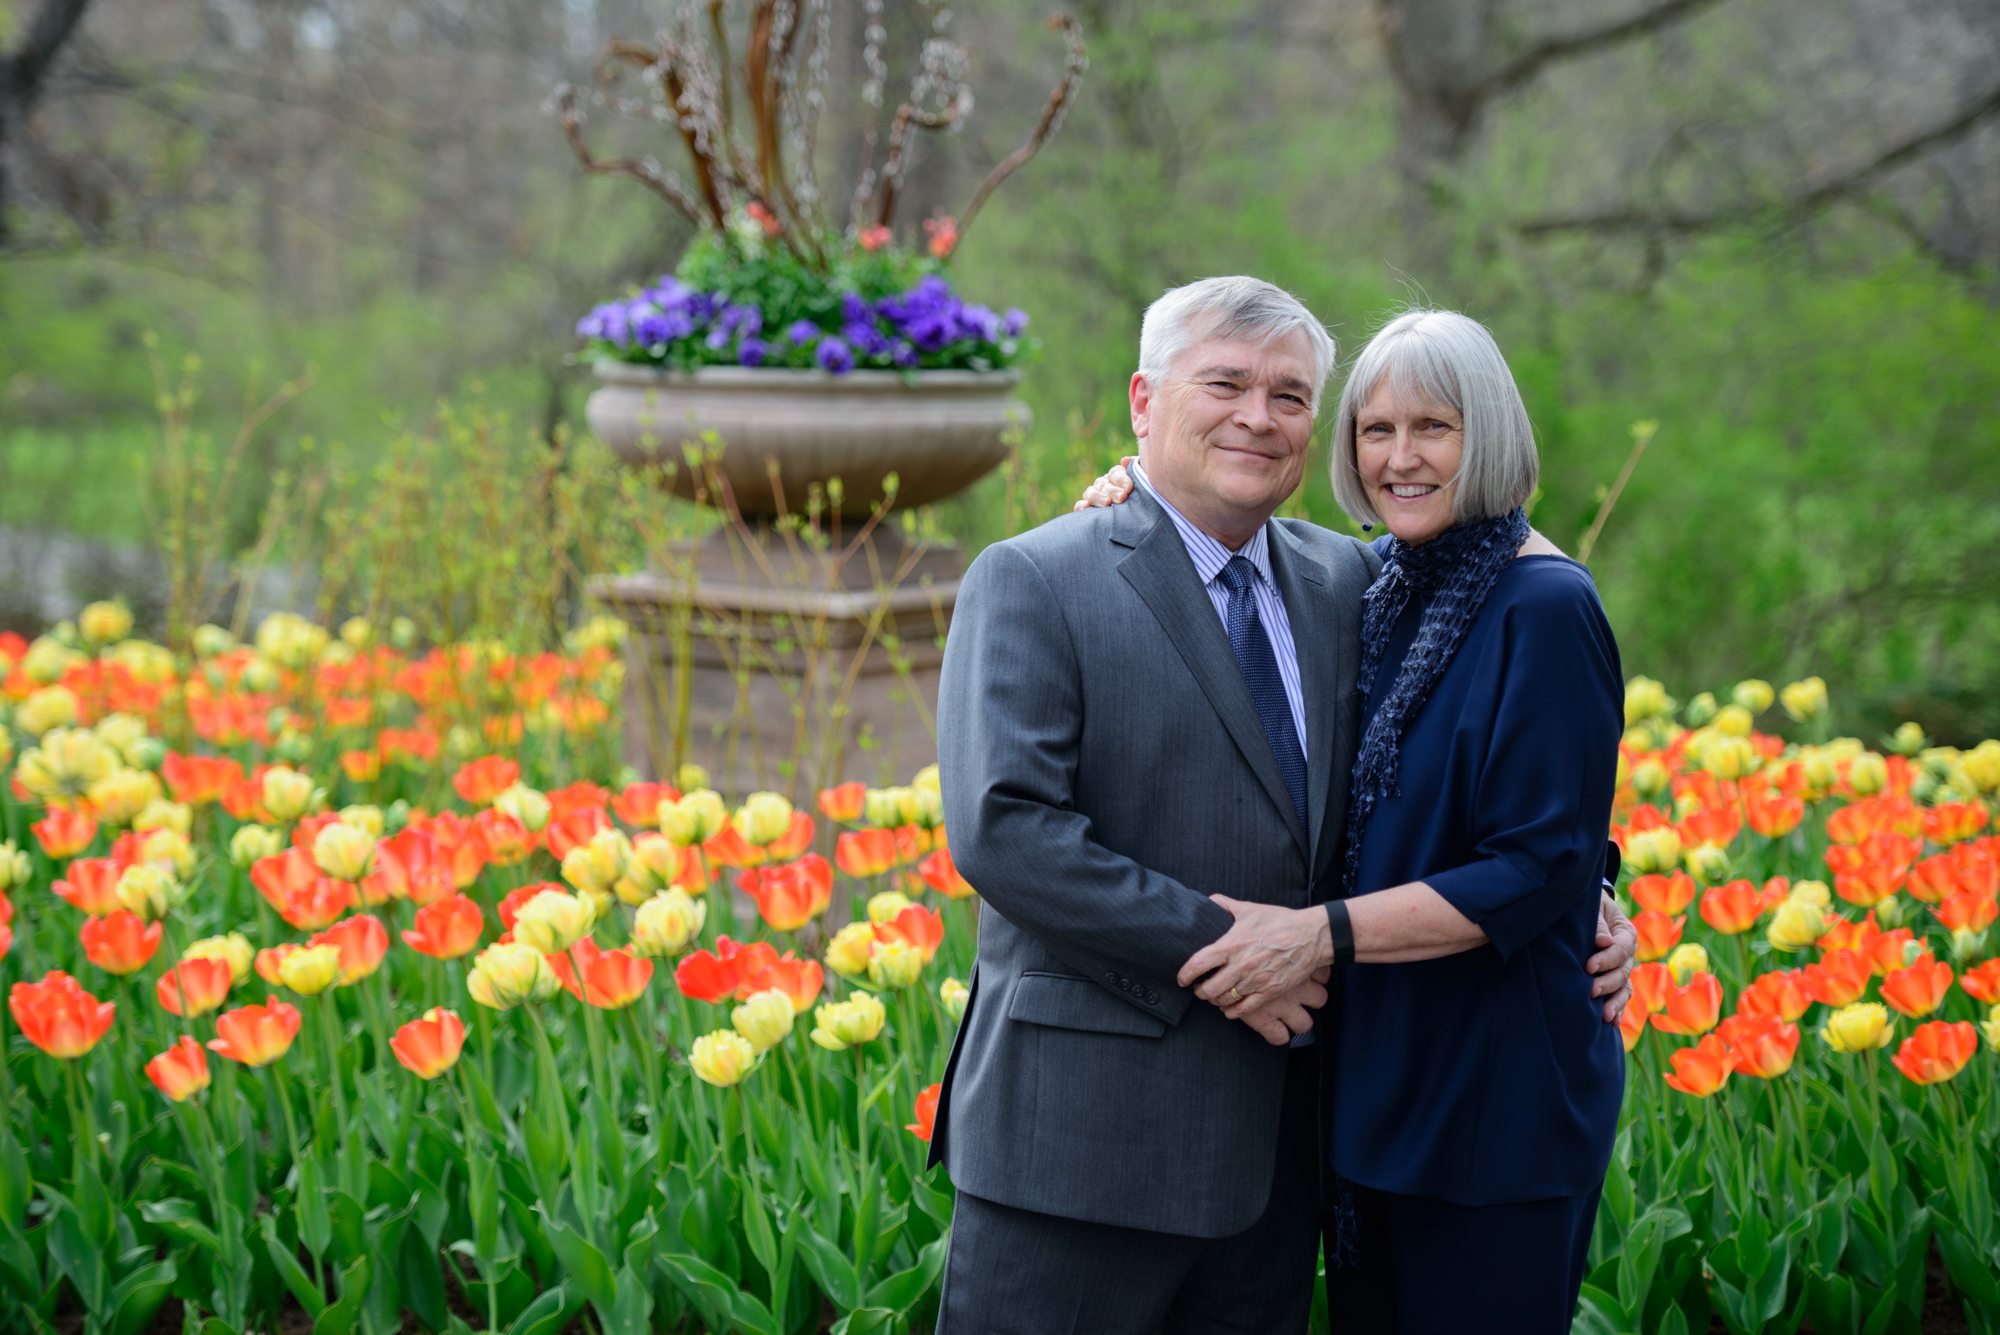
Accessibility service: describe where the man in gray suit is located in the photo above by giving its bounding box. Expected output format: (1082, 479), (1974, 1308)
(930, 277), (1627, 1331)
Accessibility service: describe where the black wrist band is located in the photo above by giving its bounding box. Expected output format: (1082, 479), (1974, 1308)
(1326, 900), (1355, 968)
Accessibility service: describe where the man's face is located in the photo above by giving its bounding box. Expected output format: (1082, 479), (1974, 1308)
(1130, 329), (1316, 543)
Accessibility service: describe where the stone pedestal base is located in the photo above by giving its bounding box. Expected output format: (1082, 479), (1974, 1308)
(591, 524), (960, 797)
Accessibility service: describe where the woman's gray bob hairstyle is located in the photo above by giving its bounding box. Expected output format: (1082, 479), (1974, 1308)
(1330, 309), (1539, 527)
(1138, 276), (1337, 407)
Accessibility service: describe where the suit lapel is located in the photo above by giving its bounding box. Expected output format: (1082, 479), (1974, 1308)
(1267, 523), (1338, 872)
(1113, 491), (1310, 860)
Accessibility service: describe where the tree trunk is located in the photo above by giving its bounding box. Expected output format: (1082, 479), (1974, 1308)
(0, 0), (95, 242)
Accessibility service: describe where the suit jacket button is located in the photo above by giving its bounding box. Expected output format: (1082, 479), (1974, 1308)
(1147, 990), (1159, 1004)
(1104, 972), (1118, 984)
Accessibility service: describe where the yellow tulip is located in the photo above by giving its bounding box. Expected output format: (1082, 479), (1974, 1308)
(133, 799), (193, 836)
(511, 890), (596, 953)
(689, 1030), (759, 1087)
(732, 791), (794, 847)
(622, 832), (681, 903)
(230, 825), (284, 869)
(77, 600), (134, 646)
(1623, 677), (1671, 725)
(1780, 677), (1828, 723)
(825, 922), (877, 980)
(1684, 692), (1718, 727)
(864, 786), (921, 829)
(674, 762), (709, 792)
(191, 624), (236, 658)
(867, 939), (925, 991)
(261, 767), (316, 822)
(1846, 752), (1887, 797)
(1788, 880), (1832, 911)
(1819, 1002), (1894, 1054)
(631, 889), (706, 958)
(1958, 740), (2000, 794)
(1665, 943), (1710, 985)
(84, 769), (159, 827)
(466, 942), (561, 1010)
(1767, 899), (1826, 953)
(312, 822), (377, 882)
(940, 976), (969, 1022)
(116, 864), (181, 923)
(1712, 704), (1752, 738)
(1886, 722), (1926, 756)
(1980, 1004), (2000, 1055)
(731, 989), (796, 1053)
(0, 842), (31, 891)
(660, 790), (727, 847)
(93, 713), (151, 764)
(22, 636), (81, 683)
(15, 685), (80, 736)
(1631, 759), (1670, 802)
(867, 891), (913, 924)
(338, 805), (386, 839)
(279, 943), (344, 997)
(1623, 827), (1683, 877)
(810, 992), (887, 1051)
(561, 828), (633, 899)
(1731, 679), (1775, 715)
(493, 783), (551, 833)
(1682, 844), (1732, 886)
(1701, 735), (1759, 781)
(254, 612), (329, 670)
(184, 932), (256, 986)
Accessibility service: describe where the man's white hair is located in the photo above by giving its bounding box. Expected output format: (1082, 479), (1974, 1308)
(1137, 276), (1337, 407)
(1330, 309), (1539, 527)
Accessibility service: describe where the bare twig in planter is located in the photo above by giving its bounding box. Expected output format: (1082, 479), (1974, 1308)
(955, 14), (1088, 245)
(1577, 420), (1657, 564)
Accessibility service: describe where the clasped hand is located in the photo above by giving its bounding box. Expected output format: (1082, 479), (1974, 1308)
(1178, 897), (1330, 1046)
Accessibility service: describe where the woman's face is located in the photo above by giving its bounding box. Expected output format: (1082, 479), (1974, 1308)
(1354, 382), (1464, 547)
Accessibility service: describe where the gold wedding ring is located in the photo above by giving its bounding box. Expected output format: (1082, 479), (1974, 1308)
(1229, 986), (1243, 1002)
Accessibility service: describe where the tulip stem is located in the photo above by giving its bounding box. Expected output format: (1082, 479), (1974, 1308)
(62, 1057), (97, 1176)
(446, 1073), (502, 1335)
(317, 992), (355, 1189)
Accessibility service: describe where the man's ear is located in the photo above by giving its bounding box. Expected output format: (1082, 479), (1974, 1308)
(1129, 371), (1152, 442)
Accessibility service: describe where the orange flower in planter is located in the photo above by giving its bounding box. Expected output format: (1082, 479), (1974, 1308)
(1649, 972), (1722, 1036)
(452, 756), (520, 806)
(918, 847), (976, 899)
(1618, 999), (1647, 1051)
(1737, 969), (1812, 1023)
(817, 782), (866, 823)
(9, 971), (115, 1058)
(54, 858), (125, 916)
(1889, 1020), (1977, 1085)
(79, 910), (162, 975)
(33, 807), (98, 859)
(1906, 854), (1957, 905)
(1960, 958), (2000, 1005)
(1629, 963), (1673, 1015)
(1699, 879), (1763, 935)
(145, 1037), (211, 1103)
(208, 1000), (301, 1067)
(1633, 910), (1684, 962)
(836, 829), (898, 879)
(402, 895), (486, 960)
(1630, 872), (1697, 916)
(391, 1007), (466, 1079)
(906, 1083), (941, 1141)
(612, 781), (680, 829)
(308, 914), (389, 985)
(1879, 953), (1953, 1019)
(1802, 949), (1873, 1008)
(1663, 1033), (1732, 1097)
(1718, 1013), (1799, 1079)
(548, 939), (653, 1009)
(364, 828), (457, 907)
(157, 956), (234, 1018)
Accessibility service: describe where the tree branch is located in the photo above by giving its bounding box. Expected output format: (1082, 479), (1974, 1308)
(955, 14), (1087, 246)
(1472, 0), (1733, 105)
(0, 0), (92, 105)
(1514, 80), (2000, 237)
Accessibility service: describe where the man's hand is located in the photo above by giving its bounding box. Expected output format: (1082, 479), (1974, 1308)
(1590, 890), (1637, 1022)
(1178, 896), (1330, 1021)
(1235, 972), (1331, 1046)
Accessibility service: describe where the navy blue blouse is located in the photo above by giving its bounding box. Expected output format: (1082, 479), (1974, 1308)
(1331, 552), (1625, 1205)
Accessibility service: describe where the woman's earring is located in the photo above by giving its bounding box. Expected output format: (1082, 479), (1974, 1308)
(1361, 522), (1373, 532)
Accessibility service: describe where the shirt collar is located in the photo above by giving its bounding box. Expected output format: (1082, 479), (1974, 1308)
(1131, 459), (1273, 588)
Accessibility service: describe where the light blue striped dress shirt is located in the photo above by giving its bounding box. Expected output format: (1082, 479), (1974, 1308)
(1131, 461), (1307, 758)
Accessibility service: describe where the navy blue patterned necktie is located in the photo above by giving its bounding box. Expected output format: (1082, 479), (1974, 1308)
(1217, 556), (1307, 834)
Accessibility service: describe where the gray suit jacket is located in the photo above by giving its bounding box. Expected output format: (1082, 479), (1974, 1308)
(930, 486), (1378, 1238)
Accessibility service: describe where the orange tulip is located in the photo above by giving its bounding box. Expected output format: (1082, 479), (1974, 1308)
(545, 806), (611, 862)
(894, 824), (935, 863)
(700, 824), (765, 870)
(1744, 791), (1804, 840)
(1960, 958), (2000, 1005)
(417, 812), (488, 888)
(161, 752), (244, 807)
(364, 828), (457, 907)
(145, 1037), (211, 1102)
(9, 971), (115, 1058)
(1650, 972), (1722, 1036)
(1907, 855), (1957, 905)
(1826, 803), (1883, 846)
(906, 1082), (941, 1141)
(1700, 879), (1763, 935)
(275, 878), (356, 932)
(290, 813), (342, 855)
(0, 921), (9, 961)
(1865, 928), (1918, 977)
(157, 956), (233, 1018)
(1678, 805), (1740, 850)
(546, 782), (611, 822)
(1802, 949), (1873, 1008)
(764, 812), (816, 862)
(1832, 861), (1902, 910)
(1935, 891), (1998, 937)
(836, 828), (898, 880)
(612, 781), (680, 829)
(1663, 1033), (1733, 1097)
(208, 1000), (301, 1067)
(817, 782), (866, 823)
(1630, 872), (1697, 916)
(548, 939), (653, 1009)
(1889, 1020), (1978, 1085)
(1756, 877), (1791, 915)
(32, 807), (98, 859)
(917, 847), (976, 899)
(1950, 844), (1998, 898)
(79, 910), (162, 975)
(1879, 954), (1953, 1018)
(402, 895), (485, 960)
(472, 809), (533, 867)
(1619, 999), (1647, 1051)
(338, 748), (383, 783)
(1718, 1013), (1800, 1078)
(738, 952), (824, 1012)
(498, 882), (564, 932)
(740, 854), (835, 932)
(1817, 913), (1880, 956)
(54, 858), (126, 916)
(1633, 910), (1684, 962)
(391, 1007), (466, 1079)
(309, 914), (389, 985)
(1629, 962), (1673, 1014)
(251, 848), (319, 911)
(878, 904), (946, 963)
(674, 936), (779, 1004)
(1738, 969), (1812, 1023)
(1922, 801), (1989, 845)
(254, 944), (298, 987)
(452, 756), (520, 806)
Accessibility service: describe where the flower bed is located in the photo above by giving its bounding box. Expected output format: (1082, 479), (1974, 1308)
(0, 615), (1995, 1333)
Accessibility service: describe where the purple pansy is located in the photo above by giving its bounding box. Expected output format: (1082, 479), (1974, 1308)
(815, 337), (855, 375)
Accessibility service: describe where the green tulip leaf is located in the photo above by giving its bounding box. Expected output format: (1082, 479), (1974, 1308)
(105, 1259), (176, 1335)
(258, 1212), (326, 1317)
(311, 1256), (370, 1335)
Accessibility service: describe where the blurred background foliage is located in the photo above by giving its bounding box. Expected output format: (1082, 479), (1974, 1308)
(0, 0), (1997, 740)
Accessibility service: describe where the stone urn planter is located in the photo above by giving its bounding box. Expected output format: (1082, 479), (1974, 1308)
(585, 361), (1031, 517)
